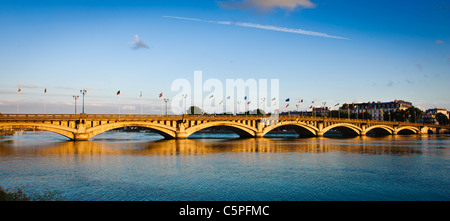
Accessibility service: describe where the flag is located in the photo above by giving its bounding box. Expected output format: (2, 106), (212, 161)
(271, 98), (276, 101)
(140, 91), (142, 98)
(286, 104), (289, 108)
(18, 86), (21, 92)
(285, 98), (290, 102)
(209, 94), (214, 99)
(159, 92), (163, 98)
(247, 101), (251, 104)
(309, 105), (312, 109)
(335, 103), (339, 106)
(227, 96), (230, 99)
(244, 96), (247, 100)
(44, 88), (47, 94)
(117, 90), (120, 95)
(219, 100), (223, 104)
(299, 99), (303, 103)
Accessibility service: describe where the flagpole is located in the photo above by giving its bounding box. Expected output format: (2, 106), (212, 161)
(140, 91), (143, 115)
(44, 92), (46, 114)
(183, 94), (187, 115)
(17, 90), (19, 114)
(117, 91), (120, 115)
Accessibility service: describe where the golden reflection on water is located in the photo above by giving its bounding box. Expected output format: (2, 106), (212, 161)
(0, 134), (442, 157)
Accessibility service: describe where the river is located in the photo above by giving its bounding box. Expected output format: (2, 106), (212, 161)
(0, 131), (449, 201)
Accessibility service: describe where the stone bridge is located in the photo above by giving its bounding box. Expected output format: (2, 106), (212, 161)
(0, 114), (448, 141)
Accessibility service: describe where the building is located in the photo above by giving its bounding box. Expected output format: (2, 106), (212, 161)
(312, 107), (330, 117)
(340, 100), (412, 121)
(421, 108), (449, 124)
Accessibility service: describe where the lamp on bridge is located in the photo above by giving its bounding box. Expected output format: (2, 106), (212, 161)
(182, 94), (187, 115)
(73, 95), (79, 114)
(164, 98), (169, 115)
(80, 89), (87, 114)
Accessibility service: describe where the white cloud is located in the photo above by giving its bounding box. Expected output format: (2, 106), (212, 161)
(130, 34), (149, 49)
(122, 105), (136, 110)
(218, 0), (316, 11)
(163, 15), (349, 40)
(251, 0), (316, 9)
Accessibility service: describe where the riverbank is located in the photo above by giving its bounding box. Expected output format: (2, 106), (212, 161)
(0, 130), (15, 136)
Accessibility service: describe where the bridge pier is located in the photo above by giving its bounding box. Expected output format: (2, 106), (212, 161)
(176, 131), (188, 139)
(360, 124), (366, 136)
(317, 121), (324, 137)
(74, 133), (90, 141)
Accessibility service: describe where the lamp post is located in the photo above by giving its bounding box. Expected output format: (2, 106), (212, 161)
(164, 98), (169, 115)
(237, 101), (241, 115)
(80, 89), (87, 114)
(73, 95), (79, 114)
(182, 94), (187, 114)
(261, 98), (266, 114)
(348, 104), (350, 120)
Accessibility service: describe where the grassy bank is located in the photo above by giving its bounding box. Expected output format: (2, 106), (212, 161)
(0, 186), (65, 201)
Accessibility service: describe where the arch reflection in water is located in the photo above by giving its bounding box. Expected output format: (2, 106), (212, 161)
(1, 131), (449, 201)
(1, 132), (441, 157)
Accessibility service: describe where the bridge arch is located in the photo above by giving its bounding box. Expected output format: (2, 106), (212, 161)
(396, 126), (419, 134)
(0, 123), (76, 140)
(365, 125), (394, 135)
(322, 123), (361, 136)
(184, 121), (257, 138)
(262, 121), (318, 137)
(86, 122), (177, 139)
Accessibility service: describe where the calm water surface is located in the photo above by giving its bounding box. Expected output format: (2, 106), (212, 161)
(0, 131), (449, 201)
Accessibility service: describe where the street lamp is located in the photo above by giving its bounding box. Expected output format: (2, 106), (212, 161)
(80, 89), (87, 114)
(73, 95), (79, 114)
(164, 98), (169, 115)
(237, 101), (241, 115)
(182, 94), (187, 114)
(261, 98), (266, 114)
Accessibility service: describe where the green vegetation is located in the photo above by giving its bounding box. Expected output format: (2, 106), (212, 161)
(436, 113), (449, 125)
(0, 186), (65, 201)
(187, 106), (202, 115)
(383, 107), (423, 122)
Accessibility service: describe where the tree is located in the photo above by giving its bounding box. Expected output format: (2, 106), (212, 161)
(248, 109), (265, 115)
(435, 113), (449, 125)
(187, 106), (202, 115)
(383, 107), (422, 122)
(406, 107), (423, 123)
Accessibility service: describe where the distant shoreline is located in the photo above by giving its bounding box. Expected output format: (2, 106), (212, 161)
(0, 130), (15, 136)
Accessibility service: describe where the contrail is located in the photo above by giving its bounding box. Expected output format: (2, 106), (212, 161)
(163, 15), (349, 40)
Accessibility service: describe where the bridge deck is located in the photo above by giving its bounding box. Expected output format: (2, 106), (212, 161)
(0, 113), (446, 129)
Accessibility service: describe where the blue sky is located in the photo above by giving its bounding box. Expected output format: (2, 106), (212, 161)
(0, 0), (449, 114)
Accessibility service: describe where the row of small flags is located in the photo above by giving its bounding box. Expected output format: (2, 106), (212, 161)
(18, 86), (47, 93)
(283, 98), (342, 109)
(18, 86), (346, 110)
